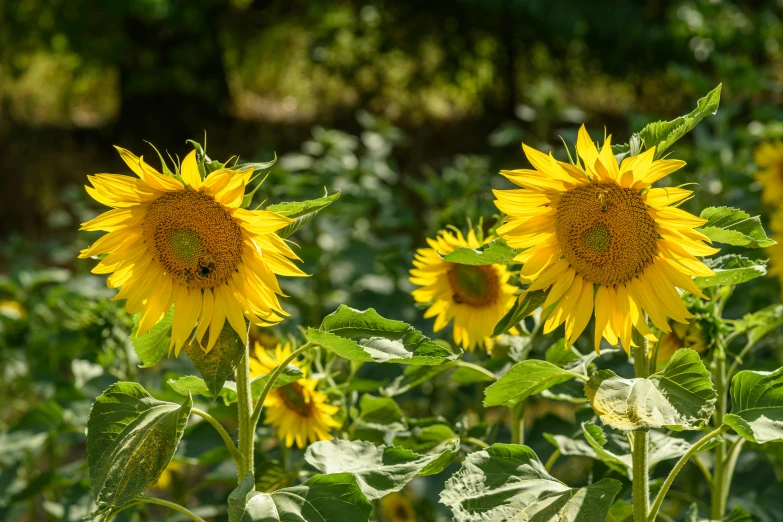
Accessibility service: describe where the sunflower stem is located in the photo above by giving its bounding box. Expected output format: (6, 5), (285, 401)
(711, 336), (729, 520)
(249, 342), (317, 434)
(631, 330), (650, 522)
(106, 497), (207, 522)
(236, 340), (254, 482)
(511, 401), (525, 445)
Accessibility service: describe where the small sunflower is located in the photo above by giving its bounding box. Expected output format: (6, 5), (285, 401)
(494, 125), (719, 353)
(754, 140), (783, 206)
(656, 320), (708, 364)
(766, 210), (783, 289)
(380, 492), (417, 522)
(409, 227), (518, 351)
(249, 342), (341, 449)
(79, 146), (307, 354)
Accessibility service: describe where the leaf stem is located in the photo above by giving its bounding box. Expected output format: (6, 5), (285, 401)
(511, 401), (525, 445)
(647, 425), (730, 522)
(191, 407), (243, 468)
(106, 497), (207, 522)
(545, 448), (561, 472)
(455, 360), (497, 381)
(722, 436), (745, 503)
(463, 436), (490, 449)
(250, 342), (316, 432)
(726, 338), (755, 382)
(631, 330), (649, 522)
(236, 340), (254, 481)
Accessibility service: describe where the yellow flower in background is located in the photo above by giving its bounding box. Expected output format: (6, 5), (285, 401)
(766, 210), (783, 290)
(249, 342), (341, 449)
(494, 125), (718, 353)
(754, 140), (783, 206)
(79, 146), (307, 355)
(409, 228), (518, 351)
(656, 320), (708, 364)
(380, 492), (417, 522)
(155, 460), (182, 490)
(0, 300), (26, 320)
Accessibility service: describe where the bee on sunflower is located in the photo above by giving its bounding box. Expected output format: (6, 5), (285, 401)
(494, 125), (719, 353)
(79, 145), (307, 354)
(409, 227), (518, 352)
(249, 342), (341, 449)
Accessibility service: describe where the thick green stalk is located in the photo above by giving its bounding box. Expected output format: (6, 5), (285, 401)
(236, 342), (254, 481)
(511, 401), (525, 445)
(632, 331), (649, 522)
(711, 342), (728, 520)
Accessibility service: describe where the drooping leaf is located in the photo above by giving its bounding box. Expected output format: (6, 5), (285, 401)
(228, 472), (371, 522)
(724, 367), (783, 444)
(696, 207), (775, 248)
(306, 306), (461, 365)
(638, 84), (722, 157)
(484, 360), (584, 408)
(184, 323), (245, 398)
(441, 238), (519, 265)
(266, 191), (340, 239)
(695, 255), (767, 288)
(439, 444), (621, 522)
(305, 439), (440, 500)
(585, 349), (716, 431)
(492, 290), (547, 337)
(87, 382), (192, 518)
(130, 309), (174, 368)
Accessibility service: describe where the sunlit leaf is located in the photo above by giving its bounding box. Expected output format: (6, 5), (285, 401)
(695, 255), (767, 288)
(441, 238), (519, 265)
(724, 367), (783, 444)
(697, 207), (775, 248)
(492, 290), (547, 337)
(130, 309), (173, 368)
(357, 394), (406, 431)
(266, 191), (340, 238)
(484, 360), (584, 408)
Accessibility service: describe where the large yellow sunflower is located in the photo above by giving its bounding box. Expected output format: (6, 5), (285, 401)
(249, 342), (341, 448)
(494, 125), (719, 352)
(754, 140), (783, 205)
(409, 228), (518, 351)
(79, 146), (307, 354)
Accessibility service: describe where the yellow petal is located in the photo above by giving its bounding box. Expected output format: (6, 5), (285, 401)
(181, 150), (202, 190)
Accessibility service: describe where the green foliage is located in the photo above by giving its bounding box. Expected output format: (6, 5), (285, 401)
(696, 255), (768, 288)
(228, 472), (372, 522)
(697, 207), (775, 248)
(724, 368), (783, 444)
(130, 309), (173, 368)
(167, 365), (303, 404)
(492, 290), (547, 337)
(266, 191), (341, 239)
(184, 323), (245, 398)
(484, 360), (584, 408)
(440, 444), (622, 521)
(441, 238), (519, 265)
(306, 305), (461, 364)
(357, 394), (406, 431)
(585, 349), (717, 431)
(87, 382), (191, 518)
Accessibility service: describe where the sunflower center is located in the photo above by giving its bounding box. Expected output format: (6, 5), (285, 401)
(447, 264), (498, 307)
(143, 190), (243, 289)
(555, 182), (658, 286)
(277, 383), (312, 417)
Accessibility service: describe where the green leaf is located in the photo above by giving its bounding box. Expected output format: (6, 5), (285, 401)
(695, 255), (767, 288)
(451, 363), (496, 384)
(167, 366), (303, 404)
(130, 309), (173, 368)
(184, 323), (244, 398)
(392, 424), (461, 475)
(87, 382), (192, 517)
(696, 207), (775, 248)
(232, 155), (278, 173)
(383, 364), (453, 396)
(228, 472), (371, 522)
(441, 238), (519, 265)
(440, 444), (622, 522)
(585, 348), (716, 431)
(357, 394), (406, 431)
(737, 304), (783, 345)
(492, 290), (547, 337)
(724, 367), (783, 444)
(266, 191), (340, 239)
(638, 83), (722, 157)
(304, 440), (440, 500)
(484, 360), (584, 408)
(306, 306), (461, 365)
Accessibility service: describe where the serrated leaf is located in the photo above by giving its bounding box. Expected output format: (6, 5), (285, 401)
(441, 238), (519, 265)
(228, 472), (371, 522)
(484, 360), (584, 408)
(697, 207), (775, 248)
(585, 349), (716, 431)
(695, 255), (767, 288)
(724, 367), (783, 444)
(130, 309), (174, 368)
(492, 290), (547, 337)
(266, 191), (340, 239)
(305, 440), (441, 500)
(184, 323), (245, 398)
(306, 306), (461, 365)
(87, 382), (191, 518)
(439, 444), (621, 522)
(638, 84), (722, 157)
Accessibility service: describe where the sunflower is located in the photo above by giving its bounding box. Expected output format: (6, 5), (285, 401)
(249, 342), (341, 448)
(656, 320), (708, 365)
(79, 146), (307, 354)
(766, 210), (783, 290)
(754, 140), (783, 206)
(409, 227), (518, 351)
(494, 125), (719, 353)
(380, 492), (417, 522)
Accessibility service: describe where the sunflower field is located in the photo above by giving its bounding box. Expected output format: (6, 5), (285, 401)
(3, 1), (783, 522)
